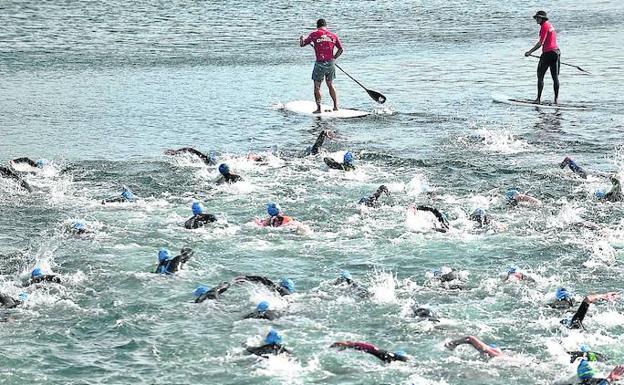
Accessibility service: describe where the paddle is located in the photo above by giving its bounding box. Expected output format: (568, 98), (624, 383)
(529, 54), (591, 74)
(334, 63), (387, 104)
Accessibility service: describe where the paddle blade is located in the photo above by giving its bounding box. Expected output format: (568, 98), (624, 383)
(367, 89), (386, 104)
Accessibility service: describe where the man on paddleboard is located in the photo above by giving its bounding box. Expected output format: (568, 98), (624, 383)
(300, 19), (343, 113)
(524, 11), (560, 105)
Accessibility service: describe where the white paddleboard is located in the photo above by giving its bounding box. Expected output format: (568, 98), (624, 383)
(282, 100), (369, 119)
(492, 94), (591, 111)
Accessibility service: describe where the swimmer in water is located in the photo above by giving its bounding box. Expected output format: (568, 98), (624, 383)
(504, 265), (535, 283)
(164, 147), (217, 166)
(306, 129), (337, 156)
(560, 292), (619, 330)
(102, 186), (136, 204)
(412, 305), (440, 323)
(445, 335), (503, 358)
(330, 341), (408, 363)
(0, 166), (32, 192)
(429, 267), (467, 290)
(192, 282), (231, 303)
(567, 344), (607, 363)
(155, 247), (194, 275)
(409, 205), (450, 233)
(68, 220), (94, 236)
(246, 329), (292, 357)
(0, 292), (28, 308)
(334, 271), (371, 298)
(234, 275), (295, 296)
(26, 267), (61, 286)
(243, 301), (280, 320)
(574, 359), (624, 385)
(505, 189), (542, 207)
(184, 202), (217, 229)
(469, 208), (490, 227)
(10, 157), (49, 170)
(324, 151), (356, 171)
(596, 176), (622, 202)
(548, 287), (575, 309)
(216, 163), (242, 184)
(560, 157), (588, 179)
(256, 202), (294, 227)
(359, 185), (389, 208)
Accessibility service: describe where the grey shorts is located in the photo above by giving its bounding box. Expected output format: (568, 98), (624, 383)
(312, 60), (336, 82)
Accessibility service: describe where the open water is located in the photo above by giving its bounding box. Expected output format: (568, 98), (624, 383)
(1, 1), (624, 384)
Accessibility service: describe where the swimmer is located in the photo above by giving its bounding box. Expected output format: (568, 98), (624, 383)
(26, 267), (61, 286)
(574, 359), (624, 385)
(234, 275), (295, 296)
(216, 163), (242, 184)
(410, 205), (450, 232)
(430, 267), (467, 290)
(469, 208), (490, 227)
(256, 202), (294, 227)
(306, 129), (336, 156)
(548, 287), (575, 309)
(324, 151), (356, 171)
(164, 147), (217, 166)
(412, 305), (440, 323)
(184, 202), (217, 229)
(193, 282), (231, 303)
(155, 247), (194, 275)
(246, 329), (292, 357)
(596, 176), (622, 202)
(561, 292), (619, 330)
(69, 220), (94, 236)
(359, 185), (389, 207)
(243, 301), (280, 320)
(330, 341), (408, 363)
(567, 344), (607, 363)
(10, 157), (48, 170)
(560, 157), (588, 179)
(504, 265), (535, 283)
(101, 186), (136, 204)
(506, 189), (542, 207)
(445, 335), (503, 358)
(334, 271), (370, 298)
(0, 293), (27, 308)
(0, 166), (32, 192)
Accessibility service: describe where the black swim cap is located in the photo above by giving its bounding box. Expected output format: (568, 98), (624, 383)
(317, 19), (327, 28)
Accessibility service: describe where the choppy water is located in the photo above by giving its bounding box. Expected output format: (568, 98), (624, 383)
(1, 1), (624, 384)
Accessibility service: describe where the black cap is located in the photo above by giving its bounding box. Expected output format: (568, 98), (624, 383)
(533, 10), (548, 20)
(317, 18), (327, 28)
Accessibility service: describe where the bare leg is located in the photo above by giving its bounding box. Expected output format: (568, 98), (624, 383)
(313, 81), (322, 113)
(327, 79), (338, 111)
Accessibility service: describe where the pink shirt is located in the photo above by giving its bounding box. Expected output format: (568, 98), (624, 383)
(539, 21), (558, 53)
(303, 28), (343, 62)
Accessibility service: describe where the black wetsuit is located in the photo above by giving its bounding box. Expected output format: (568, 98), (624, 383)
(184, 213), (217, 229)
(166, 148), (216, 166)
(359, 185), (389, 208)
(568, 351), (607, 363)
(412, 306), (440, 322)
(243, 309), (280, 321)
(537, 49), (560, 102)
(603, 178), (622, 202)
(217, 173), (242, 184)
(0, 293), (21, 308)
(195, 282), (231, 303)
(560, 157), (588, 179)
(549, 298), (575, 310)
(11, 157), (38, 168)
(334, 276), (371, 298)
(308, 130), (331, 156)
(469, 211), (490, 227)
(27, 275), (61, 286)
(331, 342), (407, 363)
(324, 158), (355, 171)
(236, 275), (290, 296)
(563, 300), (590, 329)
(155, 248), (193, 275)
(416, 205), (449, 232)
(0, 166), (32, 192)
(246, 343), (291, 357)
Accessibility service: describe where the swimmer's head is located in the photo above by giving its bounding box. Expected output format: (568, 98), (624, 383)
(72, 220), (86, 231)
(556, 288), (572, 300)
(158, 248), (171, 262)
(414, 307), (434, 318)
(393, 350), (408, 361)
(36, 159), (48, 168)
(506, 189), (520, 201)
(341, 270), (352, 280)
(579, 343), (591, 353)
(343, 151), (354, 165)
(31, 267), (43, 278)
(192, 201), (204, 215)
(121, 186), (135, 201)
(507, 265), (518, 274)
(192, 285), (210, 297)
(279, 278), (295, 293)
(18, 292), (29, 302)
(265, 329), (282, 345)
(218, 163), (230, 176)
(432, 268), (442, 278)
(256, 301), (270, 312)
(267, 202), (280, 217)
(577, 359), (596, 380)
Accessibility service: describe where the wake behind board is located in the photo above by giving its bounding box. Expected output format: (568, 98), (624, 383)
(492, 94), (591, 111)
(282, 100), (369, 119)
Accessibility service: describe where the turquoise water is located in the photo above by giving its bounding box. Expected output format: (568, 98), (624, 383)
(1, 1), (624, 384)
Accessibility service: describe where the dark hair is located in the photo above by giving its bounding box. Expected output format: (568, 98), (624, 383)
(316, 19), (326, 28)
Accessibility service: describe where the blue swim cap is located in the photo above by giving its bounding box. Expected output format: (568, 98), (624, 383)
(193, 285), (210, 297)
(473, 208), (486, 217)
(31, 267), (43, 278)
(556, 288), (571, 300)
(18, 292), (29, 301)
(267, 202), (280, 217)
(577, 359), (596, 380)
(432, 268), (442, 278)
(72, 220), (86, 230)
(121, 187), (135, 201)
(507, 265), (518, 274)
(279, 278), (295, 293)
(595, 190), (606, 198)
(257, 301), (270, 312)
(192, 201), (204, 215)
(506, 189), (520, 201)
(265, 329), (282, 345)
(489, 344), (498, 349)
(218, 163), (230, 176)
(579, 343), (591, 353)
(393, 350), (407, 359)
(158, 248), (171, 262)
(343, 152), (354, 165)
(341, 270), (352, 280)
(36, 159), (48, 168)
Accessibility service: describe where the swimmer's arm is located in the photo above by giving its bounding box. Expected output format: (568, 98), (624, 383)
(585, 292), (619, 304)
(234, 275), (276, 289)
(310, 130), (328, 155)
(446, 336), (502, 357)
(606, 365), (624, 383)
(12, 157), (37, 167)
(516, 194), (542, 205)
